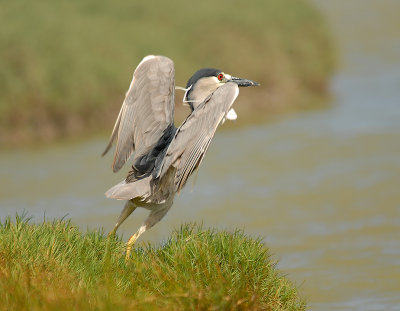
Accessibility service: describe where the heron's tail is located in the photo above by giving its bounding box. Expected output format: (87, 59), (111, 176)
(105, 176), (152, 200)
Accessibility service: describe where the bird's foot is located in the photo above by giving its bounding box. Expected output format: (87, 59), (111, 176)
(107, 227), (117, 239)
(125, 232), (140, 261)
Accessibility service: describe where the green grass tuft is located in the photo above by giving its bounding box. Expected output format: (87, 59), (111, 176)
(0, 215), (305, 310)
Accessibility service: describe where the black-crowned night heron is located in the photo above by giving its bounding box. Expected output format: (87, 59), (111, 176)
(102, 55), (259, 259)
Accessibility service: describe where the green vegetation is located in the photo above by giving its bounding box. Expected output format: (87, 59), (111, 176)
(0, 215), (305, 310)
(0, 0), (335, 145)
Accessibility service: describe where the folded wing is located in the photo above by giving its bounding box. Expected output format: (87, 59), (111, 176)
(102, 55), (175, 172)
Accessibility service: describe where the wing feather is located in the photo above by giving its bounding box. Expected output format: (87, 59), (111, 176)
(156, 82), (240, 191)
(103, 55), (175, 172)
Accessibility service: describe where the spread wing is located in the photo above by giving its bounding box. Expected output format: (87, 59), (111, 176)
(102, 55), (175, 172)
(155, 82), (239, 191)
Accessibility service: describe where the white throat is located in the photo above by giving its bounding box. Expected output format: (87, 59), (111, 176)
(187, 76), (221, 110)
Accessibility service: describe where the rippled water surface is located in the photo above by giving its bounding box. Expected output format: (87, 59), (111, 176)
(1, 0), (399, 310)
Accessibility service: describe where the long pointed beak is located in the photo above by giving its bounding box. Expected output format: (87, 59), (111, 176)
(229, 76), (260, 87)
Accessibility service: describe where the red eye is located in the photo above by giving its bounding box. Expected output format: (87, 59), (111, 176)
(217, 73), (224, 81)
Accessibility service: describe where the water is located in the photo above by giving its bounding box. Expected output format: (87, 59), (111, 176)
(1, 0), (399, 309)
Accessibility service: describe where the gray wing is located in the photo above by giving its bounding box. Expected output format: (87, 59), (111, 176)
(102, 55), (175, 172)
(156, 82), (239, 191)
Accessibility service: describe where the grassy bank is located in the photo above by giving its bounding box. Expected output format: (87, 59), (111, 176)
(0, 0), (335, 145)
(0, 216), (305, 310)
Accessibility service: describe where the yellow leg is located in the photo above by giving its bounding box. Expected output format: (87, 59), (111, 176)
(125, 232), (140, 260)
(124, 201), (172, 261)
(108, 200), (137, 238)
(125, 225), (146, 261)
(107, 226), (118, 238)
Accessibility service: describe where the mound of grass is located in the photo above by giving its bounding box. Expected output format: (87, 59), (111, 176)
(0, 215), (305, 310)
(0, 0), (334, 145)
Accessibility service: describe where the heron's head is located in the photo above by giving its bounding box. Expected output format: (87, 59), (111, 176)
(184, 68), (259, 111)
